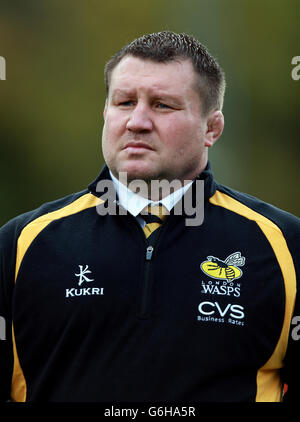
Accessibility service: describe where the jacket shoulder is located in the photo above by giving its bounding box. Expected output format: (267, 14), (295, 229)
(213, 184), (300, 266)
(214, 183), (300, 231)
(0, 189), (89, 242)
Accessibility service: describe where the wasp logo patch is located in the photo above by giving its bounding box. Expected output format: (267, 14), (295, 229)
(200, 252), (245, 282)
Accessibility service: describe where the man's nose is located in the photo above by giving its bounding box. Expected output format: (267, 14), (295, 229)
(126, 104), (153, 132)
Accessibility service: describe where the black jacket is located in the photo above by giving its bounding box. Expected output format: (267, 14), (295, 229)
(0, 163), (299, 402)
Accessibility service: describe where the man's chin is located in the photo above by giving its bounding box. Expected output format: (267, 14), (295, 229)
(116, 165), (158, 184)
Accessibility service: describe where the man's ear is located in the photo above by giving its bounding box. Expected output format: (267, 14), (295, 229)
(204, 110), (224, 147)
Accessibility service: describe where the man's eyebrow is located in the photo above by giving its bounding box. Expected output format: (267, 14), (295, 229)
(154, 93), (183, 102)
(110, 88), (184, 105)
(110, 88), (135, 98)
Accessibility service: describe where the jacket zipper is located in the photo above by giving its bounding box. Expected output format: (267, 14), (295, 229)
(128, 213), (172, 320)
(138, 217), (173, 319)
(146, 245), (154, 260)
(139, 245), (154, 319)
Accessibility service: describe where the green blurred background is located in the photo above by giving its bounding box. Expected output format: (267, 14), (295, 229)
(0, 0), (299, 226)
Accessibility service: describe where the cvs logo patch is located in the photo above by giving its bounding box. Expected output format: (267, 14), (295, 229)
(198, 301), (244, 320)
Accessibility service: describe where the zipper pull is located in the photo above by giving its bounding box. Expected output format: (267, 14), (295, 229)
(146, 246), (154, 261)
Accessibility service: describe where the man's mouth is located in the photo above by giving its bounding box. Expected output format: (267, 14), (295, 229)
(123, 142), (154, 151)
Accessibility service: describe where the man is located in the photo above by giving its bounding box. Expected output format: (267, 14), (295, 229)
(0, 31), (299, 402)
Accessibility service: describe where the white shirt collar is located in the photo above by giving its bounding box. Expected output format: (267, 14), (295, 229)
(109, 170), (193, 217)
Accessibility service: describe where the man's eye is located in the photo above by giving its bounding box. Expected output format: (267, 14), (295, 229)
(156, 103), (171, 109)
(119, 101), (134, 106)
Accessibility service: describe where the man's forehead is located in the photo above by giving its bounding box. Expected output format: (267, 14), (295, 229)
(109, 55), (197, 92)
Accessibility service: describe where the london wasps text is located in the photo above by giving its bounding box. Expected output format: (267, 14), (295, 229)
(201, 280), (240, 297)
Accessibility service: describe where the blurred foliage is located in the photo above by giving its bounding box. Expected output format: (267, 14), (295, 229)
(0, 0), (299, 226)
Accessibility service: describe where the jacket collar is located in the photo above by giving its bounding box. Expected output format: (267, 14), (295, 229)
(88, 161), (217, 205)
